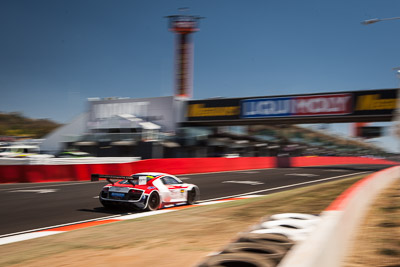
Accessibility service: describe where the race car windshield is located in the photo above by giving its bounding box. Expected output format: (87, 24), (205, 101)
(118, 175), (155, 185)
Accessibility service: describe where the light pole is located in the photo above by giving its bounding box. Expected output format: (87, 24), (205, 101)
(391, 67), (400, 152)
(362, 16), (400, 25)
(363, 16), (400, 154)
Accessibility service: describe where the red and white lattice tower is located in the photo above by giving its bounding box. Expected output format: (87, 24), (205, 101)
(166, 12), (203, 99)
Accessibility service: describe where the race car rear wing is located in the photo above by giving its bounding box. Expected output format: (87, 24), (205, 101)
(91, 174), (148, 185)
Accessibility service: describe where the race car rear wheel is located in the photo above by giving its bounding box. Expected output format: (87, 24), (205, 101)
(145, 192), (161, 211)
(187, 188), (197, 205)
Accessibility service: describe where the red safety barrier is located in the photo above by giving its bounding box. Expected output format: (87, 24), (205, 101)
(0, 165), (24, 183)
(0, 157), (397, 183)
(291, 156), (398, 167)
(129, 157), (276, 175)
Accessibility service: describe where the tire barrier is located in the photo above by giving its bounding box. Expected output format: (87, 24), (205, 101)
(250, 214), (321, 242)
(222, 242), (286, 263)
(198, 252), (276, 267)
(268, 213), (320, 221)
(278, 166), (400, 267)
(235, 233), (294, 250)
(195, 213), (318, 267)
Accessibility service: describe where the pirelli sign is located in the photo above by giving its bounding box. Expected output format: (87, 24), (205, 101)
(353, 90), (397, 115)
(186, 98), (240, 121)
(185, 89), (399, 122)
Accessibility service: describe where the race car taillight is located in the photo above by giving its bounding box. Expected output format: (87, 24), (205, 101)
(102, 187), (110, 193)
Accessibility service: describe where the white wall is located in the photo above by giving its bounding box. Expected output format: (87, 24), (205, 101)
(39, 112), (89, 154)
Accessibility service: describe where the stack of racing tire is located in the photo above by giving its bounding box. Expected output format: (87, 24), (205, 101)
(196, 213), (320, 267)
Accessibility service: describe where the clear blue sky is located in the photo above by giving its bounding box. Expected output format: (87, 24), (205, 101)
(1, 0), (400, 152)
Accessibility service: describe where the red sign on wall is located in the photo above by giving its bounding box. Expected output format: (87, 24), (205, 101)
(293, 94), (352, 116)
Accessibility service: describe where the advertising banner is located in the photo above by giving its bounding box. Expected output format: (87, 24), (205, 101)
(241, 97), (292, 118)
(184, 89), (398, 123)
(241, 94), (352, 118)
(353, 89), (397, 116)
(186, 98), (240, 121)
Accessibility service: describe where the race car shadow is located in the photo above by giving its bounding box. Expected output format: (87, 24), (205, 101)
(77, 207), (140, 215)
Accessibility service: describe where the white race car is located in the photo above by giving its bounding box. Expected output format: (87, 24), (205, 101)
(91, 172), (200, 211)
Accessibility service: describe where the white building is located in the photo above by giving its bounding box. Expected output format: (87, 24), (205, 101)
(40, 96), (185, 155)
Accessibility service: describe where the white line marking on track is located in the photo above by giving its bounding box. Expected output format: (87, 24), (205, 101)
(0, 214), (124, 238)
(197, 200), (233, 205)
(0, 181), (100, 192)
(196, 195), (263, 206)
(10, 189), (59, 194)
(197, 171), (370, 203)
(0, 231), (64, 245)
(0, 196), (263, 245)
(222, 180), (264, 185)
(285, 173), (319, 177)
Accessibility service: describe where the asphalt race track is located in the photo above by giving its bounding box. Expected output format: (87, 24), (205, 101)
(0, 164), (392, 236)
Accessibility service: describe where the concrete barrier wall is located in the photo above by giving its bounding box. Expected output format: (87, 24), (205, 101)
(278, 165), (400, 267)
(0, 156), (397, 183)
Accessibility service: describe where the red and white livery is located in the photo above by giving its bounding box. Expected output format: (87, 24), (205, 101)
(91, 172), (200, 211)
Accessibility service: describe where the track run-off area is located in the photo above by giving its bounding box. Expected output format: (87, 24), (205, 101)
(0, 164), (392, 241)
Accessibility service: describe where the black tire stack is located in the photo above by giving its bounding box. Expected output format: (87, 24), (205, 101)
(196, 213), (320, 267)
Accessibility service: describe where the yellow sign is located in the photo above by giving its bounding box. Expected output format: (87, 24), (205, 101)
(187, 104), (239, 117)
(355, 94), (396, 111)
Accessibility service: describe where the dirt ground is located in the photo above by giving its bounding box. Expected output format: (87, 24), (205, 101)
(344, 179), (400, 267)
(0, 174), (375, 267)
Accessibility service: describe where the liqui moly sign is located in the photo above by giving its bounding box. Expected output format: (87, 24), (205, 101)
(241, 93), (352, 118)
(295, 94), (352, 115)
